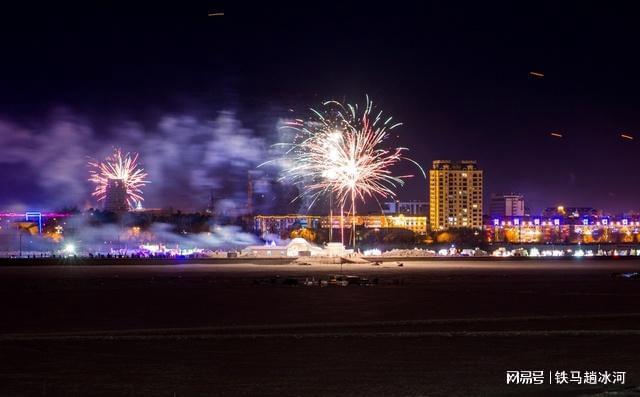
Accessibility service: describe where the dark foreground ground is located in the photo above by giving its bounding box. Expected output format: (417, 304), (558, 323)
(1, 260), (640, 396)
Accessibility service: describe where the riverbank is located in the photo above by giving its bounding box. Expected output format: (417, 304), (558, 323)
(2, 254), (640, 267)
(0, 259), (639, 395)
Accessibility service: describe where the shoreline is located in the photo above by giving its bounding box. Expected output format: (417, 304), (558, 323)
(1, 254), (640, 267)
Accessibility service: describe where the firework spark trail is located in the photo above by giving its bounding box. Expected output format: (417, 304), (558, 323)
(88, 148), (149, 209)
(271, 96), (425, 247)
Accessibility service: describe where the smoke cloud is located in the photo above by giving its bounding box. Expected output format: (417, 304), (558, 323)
(0, 214), (260, 256)
(0, 108), (293, 213)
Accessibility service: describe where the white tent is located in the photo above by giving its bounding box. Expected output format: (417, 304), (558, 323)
(286, 238), (323, 257)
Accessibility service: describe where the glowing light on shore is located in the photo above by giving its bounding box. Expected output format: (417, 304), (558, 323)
(88, 148), (149, 209)
(63, 243), (76, 255)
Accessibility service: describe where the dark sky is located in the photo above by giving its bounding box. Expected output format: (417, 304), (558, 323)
(2, 2), (640, 214)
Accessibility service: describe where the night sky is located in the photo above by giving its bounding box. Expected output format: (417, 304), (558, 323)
(1, 2), (640, 214)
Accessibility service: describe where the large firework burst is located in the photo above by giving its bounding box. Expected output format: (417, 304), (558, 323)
(88, 148), (149, 209)
(271, 96), (424, 246)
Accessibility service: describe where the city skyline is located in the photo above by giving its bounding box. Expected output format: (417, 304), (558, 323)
(2, 3), (640, 213)
(2, 153), (639, 217)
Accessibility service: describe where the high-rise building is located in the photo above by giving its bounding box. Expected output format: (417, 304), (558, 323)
(490, 193), (525, 217)
(104, 178), (128, 212)
(429, 160), (483, 230)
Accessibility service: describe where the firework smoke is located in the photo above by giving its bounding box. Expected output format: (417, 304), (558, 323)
(0, 109), (288, 213)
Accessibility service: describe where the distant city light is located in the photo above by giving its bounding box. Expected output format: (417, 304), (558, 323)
(63, 243), (76, 255)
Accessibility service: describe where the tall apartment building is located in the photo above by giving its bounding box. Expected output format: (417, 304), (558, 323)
(490, 193), (525, 217)
(429, 160), (483, 230)
(105, 178), (129, 212)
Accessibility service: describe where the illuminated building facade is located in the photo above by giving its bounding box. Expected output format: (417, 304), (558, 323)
(104, 178), (128, 212)
(485, 214), (640, 244)
(429, 160), (483, 230)
(254, 214), (427, 235)
(253, 215), (322, 235)
(383, 200), (428, 215)
(490, 193), (525, 217)
(361, 214), (427, 234)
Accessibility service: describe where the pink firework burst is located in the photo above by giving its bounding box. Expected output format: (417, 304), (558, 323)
(88, 148), (149, 209)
